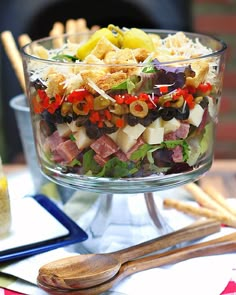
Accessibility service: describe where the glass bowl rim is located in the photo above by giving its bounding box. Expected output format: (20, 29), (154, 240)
(21, 28), (227, 67)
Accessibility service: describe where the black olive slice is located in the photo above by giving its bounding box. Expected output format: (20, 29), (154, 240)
(159, 107), (176, 121)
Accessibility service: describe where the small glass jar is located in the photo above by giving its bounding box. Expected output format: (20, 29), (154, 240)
(0, 158), (11, 236)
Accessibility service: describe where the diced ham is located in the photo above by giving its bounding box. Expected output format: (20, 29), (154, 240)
(171, 145), (183, 163)
(175, 123), (190, 139)
(56, 140), (80, 163)
(164, 123), (190, 140)
(51, 150), (65, 163)
(126, 137), (145, 159)
(164, 132), (177, 140)
(46, 130), (65, 151)
(90, 135), (119, 158)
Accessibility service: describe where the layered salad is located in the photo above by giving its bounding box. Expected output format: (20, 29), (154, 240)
(24, 25), (223, 178)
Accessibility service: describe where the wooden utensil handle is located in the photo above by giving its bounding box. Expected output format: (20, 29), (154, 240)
(121, 231), (236, 277)
(114, 219), (220, 263)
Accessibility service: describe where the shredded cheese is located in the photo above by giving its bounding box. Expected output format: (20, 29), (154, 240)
(87, 78), (116, 102)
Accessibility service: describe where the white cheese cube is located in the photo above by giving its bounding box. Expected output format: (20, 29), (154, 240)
(67, 120), (80, 132)
(142, 127), (164, 144)
(57, 123), (71, 137)
(107, 130), (119, 143)
(148, 117), (162, 129)
(188, 104), (204, 127)
(162, 117), (181, 134)
(74, 126), (94, 150)
(122, 123), (146, 140)
(116, 130), (137, 153)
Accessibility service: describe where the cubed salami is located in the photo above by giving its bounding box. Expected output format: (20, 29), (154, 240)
(56, 140), (80, 163)
(91, 135), (119, 158)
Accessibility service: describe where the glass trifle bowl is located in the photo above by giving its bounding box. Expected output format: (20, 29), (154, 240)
(22, 26), (227, 251)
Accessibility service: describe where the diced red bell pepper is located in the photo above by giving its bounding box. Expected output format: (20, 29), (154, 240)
(138, 93), (149, 101)
(67, 89), (90, 103)
(115, 118), (125, 128)
(185, 94), (195, 109)
(114, 94), (125, 104)
(197, 82), (212, 94)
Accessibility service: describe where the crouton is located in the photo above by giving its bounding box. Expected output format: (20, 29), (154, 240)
(82, 71), (127, 93)
(186, 60), (209, 88)
(84, 53), (105, 64)
(95, 71), (128, 92)
(80, 69), (107, 93)
(104, 48), (136, 64)
(91, 36), (118, 60)
(83, 53), (108, 72)
(104, 48), (140, 75)
(46, 73), (66, 97)
(133, 48), (150, 62)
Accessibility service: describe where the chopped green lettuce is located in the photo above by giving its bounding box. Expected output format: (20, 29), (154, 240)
(96, 157), (138, 178)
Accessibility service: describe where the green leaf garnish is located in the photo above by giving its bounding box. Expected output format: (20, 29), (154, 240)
(70, 134), (76, 141)
(142, 63), (156, 73)
(111, 80), (128, 90)
(52, 54), (78, 62)
(68, 158), (81, 167)
(83, 150), (101, 174)
(130, 143), (154, 161)
(111, 76), (139, 93)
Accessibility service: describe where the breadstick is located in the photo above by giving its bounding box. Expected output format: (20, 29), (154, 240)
(201, 183), (236, 217)
(1, 31), (25, 92)
(76, 18), (89, 33)
(49, 21), (64, 36)
(66, 19), (77, 34)
(49, 21), (64, 48)
(91, 25), (100, 32)
(65, 19), (78, 42)
(18, 34), (32, 48)
(184, 182), (235, 219)
(163, 198), (236, 228)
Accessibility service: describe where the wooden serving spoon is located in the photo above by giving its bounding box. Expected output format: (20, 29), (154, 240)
(37, 231), (236, 295)
(38, 219), (220, 290)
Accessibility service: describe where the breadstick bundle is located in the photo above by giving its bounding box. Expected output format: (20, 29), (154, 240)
(163, 182), (236, 228)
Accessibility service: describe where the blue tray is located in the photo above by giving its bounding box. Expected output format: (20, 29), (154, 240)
(0, 194), (88, 262)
